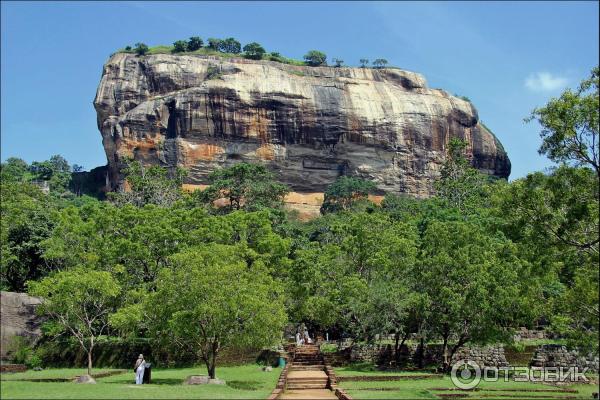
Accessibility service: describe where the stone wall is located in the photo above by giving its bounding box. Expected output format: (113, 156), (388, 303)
(328, 343), (508, 368)
(531, 344), (599, 373)
(0, 291), (44, 360)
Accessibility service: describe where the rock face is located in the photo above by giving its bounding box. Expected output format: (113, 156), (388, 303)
(94, 53), (510, 197)
(0, 291), (43, 360)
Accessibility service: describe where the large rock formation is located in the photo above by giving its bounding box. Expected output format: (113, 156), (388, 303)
(94, 53), (510, 199)
(0, 291), (43, 360)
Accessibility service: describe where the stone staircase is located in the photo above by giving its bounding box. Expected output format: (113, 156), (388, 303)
(279, 344), (337, 399)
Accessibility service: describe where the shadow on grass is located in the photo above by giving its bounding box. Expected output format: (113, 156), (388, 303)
(226, 380), (262, 390)
(104, 378), (183, 385)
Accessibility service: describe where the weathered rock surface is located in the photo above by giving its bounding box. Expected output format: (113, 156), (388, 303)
(0, 291), (43, 360)
(94, 53), (510, 197)
(184, 375), (226, 385)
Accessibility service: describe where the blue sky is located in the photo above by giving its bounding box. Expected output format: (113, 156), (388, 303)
(1, 1), (598, 179)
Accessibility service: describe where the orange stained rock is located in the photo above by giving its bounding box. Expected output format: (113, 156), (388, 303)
(184, 143), (225, 162)
(255, 144), (277, 160)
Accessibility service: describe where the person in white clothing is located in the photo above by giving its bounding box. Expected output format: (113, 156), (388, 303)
(134, 354), (145, 384)
(304, 329), (312, 344)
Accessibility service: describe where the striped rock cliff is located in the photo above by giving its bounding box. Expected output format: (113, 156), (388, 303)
(94, 53), (510, 210)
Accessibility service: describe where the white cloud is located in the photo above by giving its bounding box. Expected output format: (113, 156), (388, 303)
(525, 72), (569, 92)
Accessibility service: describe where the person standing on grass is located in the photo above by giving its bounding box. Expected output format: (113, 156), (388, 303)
(134, 354), (146, 384)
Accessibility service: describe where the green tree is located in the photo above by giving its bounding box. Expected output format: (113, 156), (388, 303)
(28, 268), (120, 375)
(108, 160), (187, 207)
(320, 176), (376, 214)
(526, 67), (599, 176)
(199, 163), (289, 213)
(187, 36), (203, 51)
(219, 37), (241, 54)
(359, 59), (369, 68)
(242, 42), (266, 60)
(418, 220), (530, 370)
(0, 157), (29, 182)
(0, 182), (57, 291)
(435, 138), (488, 213)
(147, 244), (286, 378)
(172, 40), (188, 53)
(495, 166), (598, 351)
(28, 154), (72, 192)
(134, 42), (149, 56)
(289, 212), (418, 334)
(303, 50), (327, 66)
(207, 38), (222, 51)
(373, 58), (388, 68)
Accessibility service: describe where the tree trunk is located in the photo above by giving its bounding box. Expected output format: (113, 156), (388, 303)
(418, 337), (424, 369)
(87, 350), (93, 376)
(208, 341), (219, 379)
(441, 335), (449, 372)
(448, 336), (468, 366)
(394, 331), (409, 366)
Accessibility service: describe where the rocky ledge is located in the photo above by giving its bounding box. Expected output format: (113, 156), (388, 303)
(94, 53), (510, 198)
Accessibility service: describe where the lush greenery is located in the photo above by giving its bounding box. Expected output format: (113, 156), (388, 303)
(1, 68), (597, 381)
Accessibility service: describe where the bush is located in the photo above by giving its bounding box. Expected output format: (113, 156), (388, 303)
(134, 42), (149, 56)
(187, 36), (203, 51)
(219, 37), (241, 54)
(172, 40), (187, 53)
(373, 58), (388, 68)
(207, 37), (222, 50)
(304, 50), (327, 66)
(243, 42), (266, 60)
(10, 337), (42, 368)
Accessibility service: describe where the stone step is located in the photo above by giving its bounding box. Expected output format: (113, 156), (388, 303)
(287, 383), (328, 390)
(287, 379), (328, 385)
(290, 368), (325, 372)
(292, 360), (325, 365)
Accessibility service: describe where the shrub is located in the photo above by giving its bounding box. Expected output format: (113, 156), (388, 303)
(207, 37), (222, 50)
(304, 50), (327, 66)
(332, 58), (344, 67)
(124, 45), (132, 51)
(172, 40), (188, 53)
(373, 58), (388, 68)
(219, 37), (241, 54)
(243, 42), (266, 60)
(187, 36), (203, 51)
(134, 42), (149, 56)
(206, 65), (222, 80)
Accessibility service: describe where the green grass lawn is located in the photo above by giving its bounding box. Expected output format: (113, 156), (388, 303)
(1, 364), (279, 399)
(336, 366), (599, 400)
(0, 368), (117, 381)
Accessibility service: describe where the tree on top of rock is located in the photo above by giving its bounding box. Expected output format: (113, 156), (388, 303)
(243, 42), (266, 60)
(373, 58), (388, 68)
(219, 37), (241, 54)
(187, 36), (203, 51)
(304, 50), (327, 66)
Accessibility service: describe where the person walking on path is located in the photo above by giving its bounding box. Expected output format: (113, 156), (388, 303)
(134, 354), (146, 384)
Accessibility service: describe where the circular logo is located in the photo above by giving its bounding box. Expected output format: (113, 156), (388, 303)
(451, 360), (482, 390)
